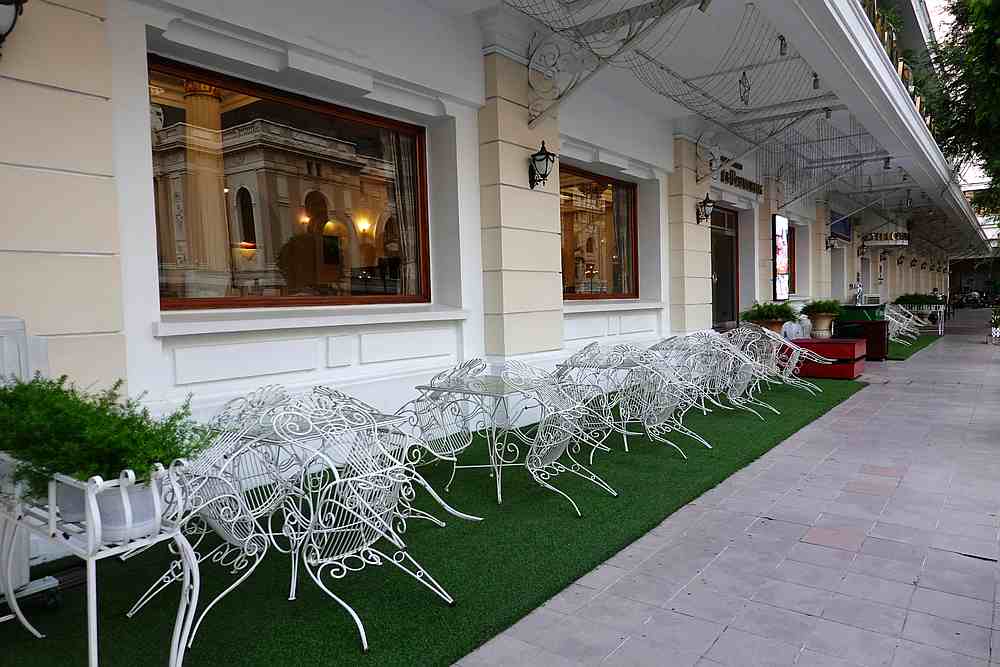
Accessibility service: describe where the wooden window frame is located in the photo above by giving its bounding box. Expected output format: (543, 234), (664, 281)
(149, 55), (432, 311)
(560, 164), (640, 300)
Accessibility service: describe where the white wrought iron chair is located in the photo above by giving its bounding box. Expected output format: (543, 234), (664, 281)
(394, 359), (489, 491)
(611, 344), (714, 459)
(270, 394), (456, 652)
(499, 361), (618, 516)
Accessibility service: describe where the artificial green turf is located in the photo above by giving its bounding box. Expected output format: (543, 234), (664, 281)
(887, 334), (941, 361)
(2, 379), (863, 667)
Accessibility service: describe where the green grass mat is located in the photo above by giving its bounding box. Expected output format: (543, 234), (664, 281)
(2, 379), (863, 667)
(887, 334), (941, 361)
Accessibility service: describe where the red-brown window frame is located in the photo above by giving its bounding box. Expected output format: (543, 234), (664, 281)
(149, 55), (432, 311)
(559, 164), (640, 300)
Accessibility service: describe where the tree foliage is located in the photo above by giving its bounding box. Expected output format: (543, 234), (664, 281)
(924, 0), (1000, 215)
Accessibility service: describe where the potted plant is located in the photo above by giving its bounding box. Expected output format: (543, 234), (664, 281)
(0, 376), (210, 544)
(800, 300), (843, 339)
(741, 302), (797, 333)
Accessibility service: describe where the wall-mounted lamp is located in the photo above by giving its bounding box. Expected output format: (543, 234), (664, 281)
(355, 216), (372, 235)
(921, 262), (928, 270)
(824, 236), (838, 251)
(824, 107), (832, 120)
(298, 210), (311, 226)
(778, 35), (787, 57)
(883, 156), (892, 170)
(0, 1), (27, 55)
(528, 140), (557, 190)
(896, 255), (905, 266)
(812, 72), (819, 90)
(910, 259), (918, 267)
(695, 193), (715, 224)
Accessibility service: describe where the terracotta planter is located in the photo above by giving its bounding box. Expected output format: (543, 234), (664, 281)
(807, 313), (837, 339)
(750, 319), (786, 334)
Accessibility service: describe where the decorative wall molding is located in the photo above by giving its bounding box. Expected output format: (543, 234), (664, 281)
(142, 2), (483, 115)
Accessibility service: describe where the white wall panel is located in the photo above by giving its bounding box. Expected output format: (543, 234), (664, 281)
(564, 315), (609, 341)
(620, 311), (657, 335)
(326, 334), (356, 367)
(360, 327), (455, 364)
(174, 338), (319, 384)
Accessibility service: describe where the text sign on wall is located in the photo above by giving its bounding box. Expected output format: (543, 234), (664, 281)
(862, 231), (909, 247)
(720, 169), (763, 195)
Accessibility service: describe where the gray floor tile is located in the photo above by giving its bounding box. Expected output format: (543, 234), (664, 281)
(705, 628), (800, 666)
(513, 614), (629, 663)
(752, 578), (833, 615)
(858, 537), (927, 565)
(731, 601), (818, 644)
(890, 639), (988, 667)
(902, 610), (990, 659)
(668, 580), (748, 624)
(638, 609), (725, 654)
(600, 637), (702, 667)
(774, 559), (846, 592)
(917, 567), (995, 602)
(909, 587), (994, 628)
(805, 618), (898, 667)
(836, 572), (916, 608)
(794, 651), (866, 667)
(822, 593), (906, 635)
(574, 592), (658, 631)
(849, 553), (921, 585)
(606, 572), (686, 608)
(787, 542), (858, 570)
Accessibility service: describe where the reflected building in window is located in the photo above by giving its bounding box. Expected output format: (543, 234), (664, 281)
(148, 68), (422, 303)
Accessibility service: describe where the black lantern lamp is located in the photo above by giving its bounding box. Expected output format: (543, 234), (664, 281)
(896, 255), (905, 266)
(0, 0), (27, 54)
(528, 141), (557, 190)
(824, 236), (837, 251)
(695, 193), (715, 224)
(921, 262), (928, 270)
(910, 259), (918, 267)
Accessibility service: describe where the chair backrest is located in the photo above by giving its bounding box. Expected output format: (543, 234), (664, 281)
(394, 359), (488, 460)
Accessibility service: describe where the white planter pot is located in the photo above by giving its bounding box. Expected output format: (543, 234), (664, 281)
(56, 481), (160, 544)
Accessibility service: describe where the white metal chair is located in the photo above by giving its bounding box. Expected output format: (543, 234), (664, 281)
(500, 361), (618, 516)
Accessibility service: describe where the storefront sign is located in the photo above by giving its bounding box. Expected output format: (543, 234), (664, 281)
(862, 231), (909, 246)
(720, 169), (763, 195)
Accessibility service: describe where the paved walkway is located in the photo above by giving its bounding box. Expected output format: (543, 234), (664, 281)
(460, 311), (1000, 667)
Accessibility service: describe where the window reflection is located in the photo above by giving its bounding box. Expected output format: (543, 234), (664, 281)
(559, 167), (637, 298)
(148, 63), (426, 306)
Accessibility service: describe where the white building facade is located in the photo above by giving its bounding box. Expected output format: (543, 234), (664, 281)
(0, 0), (986, 417)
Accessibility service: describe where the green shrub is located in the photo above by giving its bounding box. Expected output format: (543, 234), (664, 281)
(992, 307), (1000, 327)
(741, 302), (797, 323)
(800, 300), (843, 317)
(0, 376), (210, 497)
(894, 293), (937, 305)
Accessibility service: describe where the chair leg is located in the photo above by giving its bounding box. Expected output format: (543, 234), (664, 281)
(530, 471), (582, 517)
(306, 563), (369, 653)
(372, 549), (454, 606)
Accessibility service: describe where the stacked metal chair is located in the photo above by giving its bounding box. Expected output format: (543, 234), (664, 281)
(499, 360), (618, 516)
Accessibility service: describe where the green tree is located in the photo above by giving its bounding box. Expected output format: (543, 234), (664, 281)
(923, 0), (1000, 214)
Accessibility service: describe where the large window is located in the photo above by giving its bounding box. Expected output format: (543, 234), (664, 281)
(148, 58), (429, 309)
(559, 166), (638, 298)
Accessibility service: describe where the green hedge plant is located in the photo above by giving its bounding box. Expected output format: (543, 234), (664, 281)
(741, 302), (797, 323)
(800, 300), (843, 317)
(0, 376), (211, 497)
